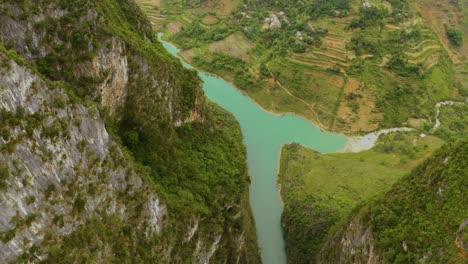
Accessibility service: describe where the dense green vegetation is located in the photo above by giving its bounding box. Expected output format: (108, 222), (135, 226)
(120, 99), (250, 221)
(279, 132), (446, 263)
(320, 137), (468, 263)
(140, 0), (462, 133)
(1, 0), (260, 262)
(445, 26), (463, 47)
(192, 53), (259, 91)
(435, 103), (468, 141)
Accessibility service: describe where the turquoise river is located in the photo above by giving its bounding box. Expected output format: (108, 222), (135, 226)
(159, 35), (348, 264)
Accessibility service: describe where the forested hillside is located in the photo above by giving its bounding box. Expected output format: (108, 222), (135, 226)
(0, 0), (260, 262)
(318, 137), (467, 263)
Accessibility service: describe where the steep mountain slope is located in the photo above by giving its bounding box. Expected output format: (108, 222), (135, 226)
(279, 136), (467, 263)
(0, 0), (260, 262)
(318, 137), (467, 263)
(278, 132), (445, 263)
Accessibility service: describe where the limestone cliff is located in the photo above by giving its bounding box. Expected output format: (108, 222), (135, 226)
(0, 51), (166, 262)
(0, 0), (260, 262)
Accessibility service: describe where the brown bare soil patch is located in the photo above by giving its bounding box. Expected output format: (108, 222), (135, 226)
(329, 75), (344, 87)
(208, 32), (254, 62)
(153, 0), (160, 7)
(407, 118), (427, 129)
(336, 78), (383, 132)
(344, 78), (360, 93)
(167, 20), (183, 34)
(179, 49), (195, 64)
(202, 14), (219, 25)
(200, 0), (240, 15)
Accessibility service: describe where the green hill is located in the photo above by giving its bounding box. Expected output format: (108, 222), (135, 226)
(319, 137), (467, 263)
(279, 136), (467, 263)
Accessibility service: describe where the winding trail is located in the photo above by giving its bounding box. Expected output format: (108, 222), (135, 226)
(432, 100), (466, 131)
(268, 69), (327, 128)
(343, 100), (467, 152)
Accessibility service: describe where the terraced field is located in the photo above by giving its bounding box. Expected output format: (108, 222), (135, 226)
(405, 36), (442, 72)
(282, 16), (359, 129)
(300, 17), (355, 72)
(267, 57), (347, 128)
(178, 32), (254, 63)
(135, 0), (461, 134)
(135, 0), (166, 29)
(202, 14), (219, 25)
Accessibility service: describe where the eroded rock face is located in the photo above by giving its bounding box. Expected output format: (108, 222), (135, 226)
(0, 1), (204, 123)
(0, 57), (165, 262)
(0, 1), (258, 263)
(91, 38), (129, 114)
(0, 48), (239, 264)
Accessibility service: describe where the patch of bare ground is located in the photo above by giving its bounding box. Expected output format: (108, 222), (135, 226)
(167, 20), (183, 34)
(379, 55), (390, 67)
(336, 78), (383, 132)
(406, 118), (428, 129)
(200, 0), (240, 15)
(207, 32), (254, 62)
(179, 49), (195, 64)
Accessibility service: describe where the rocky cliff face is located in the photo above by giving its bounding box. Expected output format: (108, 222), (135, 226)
(0, 0), (259, 262)
(0, 0), (203, 121)
(0, 53), (166, 261)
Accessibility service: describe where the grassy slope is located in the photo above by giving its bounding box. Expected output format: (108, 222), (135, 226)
(319, 137), (468, 263)
(278, 132), (445, 263)
(277, 96), (466, 263)
(435, 103), (468, 141)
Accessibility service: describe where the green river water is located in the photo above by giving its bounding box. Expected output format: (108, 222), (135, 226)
(159, 36), (348, 264)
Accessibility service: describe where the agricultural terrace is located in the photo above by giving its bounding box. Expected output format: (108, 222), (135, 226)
(136, 0), (462, 134)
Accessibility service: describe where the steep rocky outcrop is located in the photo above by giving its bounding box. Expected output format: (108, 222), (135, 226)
(0, 0), (203, 121)
(0, 0), (260, 262)
(0, 52), (166, 261)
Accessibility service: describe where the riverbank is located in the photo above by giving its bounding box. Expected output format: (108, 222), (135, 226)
(342, 100), (467, 153)
(159, 33), (346, 138)
(159, 34), (468, 155)
(159, 34), (348, 264)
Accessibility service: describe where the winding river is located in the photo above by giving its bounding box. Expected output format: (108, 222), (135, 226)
(159, 35), (348, 264)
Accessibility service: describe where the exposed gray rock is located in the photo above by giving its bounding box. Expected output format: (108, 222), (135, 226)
(0, 57), (165, 262)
